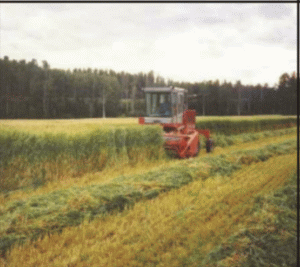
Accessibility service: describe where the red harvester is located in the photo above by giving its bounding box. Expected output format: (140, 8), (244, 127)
(139, 86), (213, 158)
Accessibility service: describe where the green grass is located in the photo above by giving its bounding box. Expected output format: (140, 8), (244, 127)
(196, 116), (296, 135)
(201, 170), (297, 266)
(0, 138), (296, 257)
(211, 127), (296, 148)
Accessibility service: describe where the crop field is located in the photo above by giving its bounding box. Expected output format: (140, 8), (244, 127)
(0, 115), (296, 135)
(0, 115), (297, 266)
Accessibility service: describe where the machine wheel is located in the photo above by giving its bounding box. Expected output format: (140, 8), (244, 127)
(195, 139), (201, 156)
(206, 139), (214, 153)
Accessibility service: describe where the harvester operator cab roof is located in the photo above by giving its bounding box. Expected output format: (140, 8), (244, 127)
(143, 86), (187, 124)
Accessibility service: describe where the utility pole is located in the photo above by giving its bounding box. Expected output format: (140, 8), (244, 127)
(121, 73), (129, 114)
(187, 93), (208, 116)
(201, 93), (209, 116)
(43, 62), (50, 118)
(237, 87), (241, 116)
(6, 84), (10, 117)
(130, 78), (137, 116)
(229, 94), (250, 116)
(231, 81), (249, 116)
(260, 86), (263, 114)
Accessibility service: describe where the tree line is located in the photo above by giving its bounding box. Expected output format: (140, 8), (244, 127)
(0, 56), (297, 119)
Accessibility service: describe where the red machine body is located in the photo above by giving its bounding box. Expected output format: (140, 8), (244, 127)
(139, 87), (213, 158)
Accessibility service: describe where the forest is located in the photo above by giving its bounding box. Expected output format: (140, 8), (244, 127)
(0, 56), (297, 119)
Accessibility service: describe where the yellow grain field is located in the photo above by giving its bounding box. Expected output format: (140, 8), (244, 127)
(0, 118), (137, 135)
(0, 115), (296, 135)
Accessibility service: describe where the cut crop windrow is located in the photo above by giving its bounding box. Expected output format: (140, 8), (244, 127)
(211, 127), (296, 148)
(5, 152), (296, 267)
(0, 138), (296, 257)
(201, 170), (297, 267)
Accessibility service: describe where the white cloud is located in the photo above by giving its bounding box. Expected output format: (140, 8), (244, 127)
(0, 3), (296, 86)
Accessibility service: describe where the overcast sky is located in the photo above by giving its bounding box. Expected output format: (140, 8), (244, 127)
(0, 3), (297, 86)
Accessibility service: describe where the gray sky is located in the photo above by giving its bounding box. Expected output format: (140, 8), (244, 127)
(0, 3), (297, 86)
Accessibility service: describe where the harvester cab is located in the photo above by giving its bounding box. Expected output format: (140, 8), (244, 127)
(139, 87), (186, 124)
(139, 87), (213, 158)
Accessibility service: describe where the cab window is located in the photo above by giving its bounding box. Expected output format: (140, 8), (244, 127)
(146, 92), (171, 117)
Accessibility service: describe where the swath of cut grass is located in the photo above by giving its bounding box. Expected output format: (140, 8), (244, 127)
(211, 127), (296, 148)
(201, 170), (297, 267)
(5, 152), (296, 267)
(0, 138), (296, 260)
